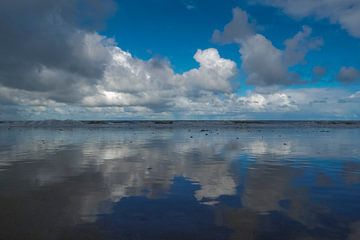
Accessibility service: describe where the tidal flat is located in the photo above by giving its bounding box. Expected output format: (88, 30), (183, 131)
(0, 121), (359, 240)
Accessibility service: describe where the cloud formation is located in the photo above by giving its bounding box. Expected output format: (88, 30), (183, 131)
(82, 47), (238, 108)
(337, 67), (360, 84)
(0, 0), (240, 118)
(313, 66), (327, 77)
(212, 8), (255, 44)
(283, 26), (323, 66)
(240, 34), (293, 86)
(0, 0), (117, 103)
(213, 8), (322, 86)
(0, 2), (359, 120)
(258, 0), (360, 38)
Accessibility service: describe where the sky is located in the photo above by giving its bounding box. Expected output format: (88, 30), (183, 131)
(0, 0), (360, 120)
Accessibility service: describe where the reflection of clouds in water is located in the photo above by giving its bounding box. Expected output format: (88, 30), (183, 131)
(80, 137), (239, 205)
(241, 161), (329, 229)
(248, 139), (292, 156)
(349, 221), (360, 240)
(316, 172), (333, 187)
(190, 164), (236, 201)
(342, 162), (360, 185)
(0, 126), (359, 238)
(215, 207), (258, 240)
(0, 129), (242, 224)
(242, 165), (296, 213)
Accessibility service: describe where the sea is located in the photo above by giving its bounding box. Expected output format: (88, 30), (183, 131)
(0, 121), (359, 240)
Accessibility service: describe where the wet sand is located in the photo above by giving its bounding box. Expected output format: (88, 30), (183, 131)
(0, 121), (359, 240)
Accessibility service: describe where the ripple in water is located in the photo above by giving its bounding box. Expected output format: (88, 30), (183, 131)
(0, 122), (359, 240)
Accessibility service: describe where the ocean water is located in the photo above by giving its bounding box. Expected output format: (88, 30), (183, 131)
(0, 121), (359, 240)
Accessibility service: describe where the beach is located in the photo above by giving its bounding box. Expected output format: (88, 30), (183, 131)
(0, 121), (359, 239)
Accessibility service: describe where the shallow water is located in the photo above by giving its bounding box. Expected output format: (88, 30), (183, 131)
(0, 122), (359, 240)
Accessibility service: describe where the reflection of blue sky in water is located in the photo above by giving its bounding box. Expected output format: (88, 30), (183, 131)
(0, 123), (359, 239)
(70, 177), (232, 240)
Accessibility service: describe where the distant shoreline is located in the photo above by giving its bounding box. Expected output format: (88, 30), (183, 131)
(1, 120), (360, 129)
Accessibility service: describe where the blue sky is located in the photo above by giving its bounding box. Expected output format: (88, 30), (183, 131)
(104, 0), (360, 71)
(0, 0), (360, 120)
